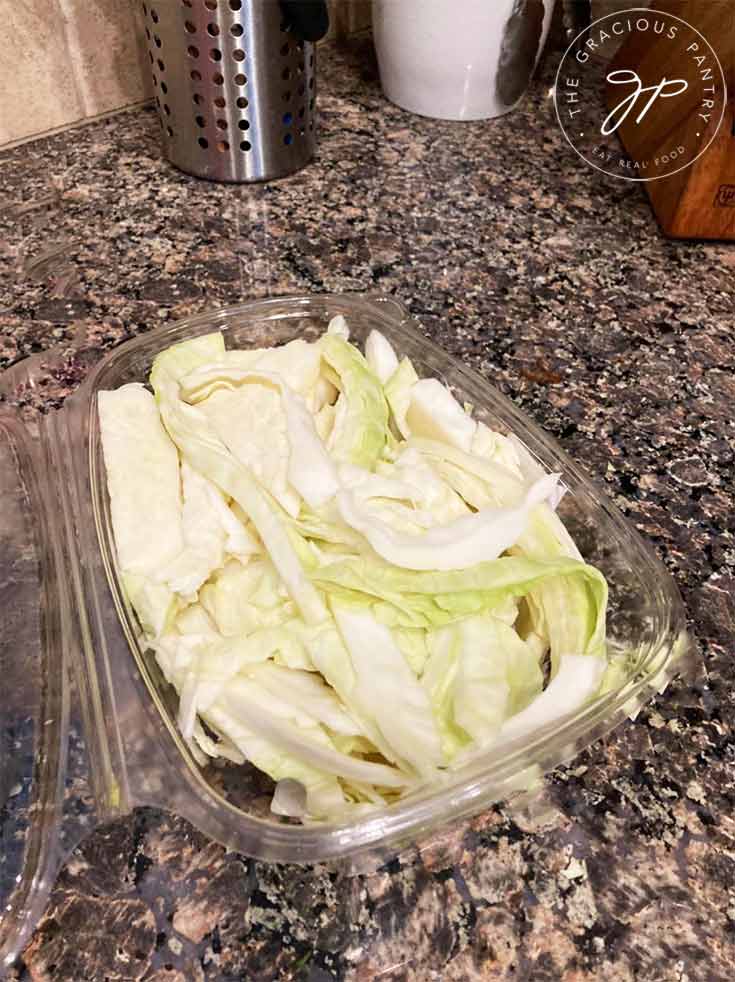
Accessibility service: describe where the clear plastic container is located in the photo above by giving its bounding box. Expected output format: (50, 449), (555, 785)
(0, 295), (694, 970)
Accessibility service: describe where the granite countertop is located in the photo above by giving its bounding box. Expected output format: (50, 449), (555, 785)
(1, 36), (734, 982)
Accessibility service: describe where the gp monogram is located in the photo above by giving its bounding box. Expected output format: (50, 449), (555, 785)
(602, 72), (689, 137)
(554, 8), (727, 182)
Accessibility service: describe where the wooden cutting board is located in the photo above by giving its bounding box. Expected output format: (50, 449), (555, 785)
(607, 1), (734, 240)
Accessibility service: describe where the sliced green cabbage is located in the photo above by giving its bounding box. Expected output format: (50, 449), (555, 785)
(98, 384), (185, 637)
(405, 378), (477, 452)
(365, 329), (399, 383)
(246, 662), (362, 736)
(191, 719), (246, 766)
(327, 314), (350, 340)
(472, 422), (525, 476)
(151, 331), (226, 382)
(203, 700), (350, 818)
(98, 384), (184, 574)
(320, 334), (389, 470)
(331, 603), (443, 778)
(452, 616), (512, 745)
(384, 357), (418, 439)
(453, 615), (544, 745)
(393, 626), (430, 676)
(335, 473), (560, 571)
(508, 652), (604, 735)
(159, 462), (228, 598)
(413, 431), (595, 674)
(122, 572), (178, 638)
(373, 448), (471, 528)
(100, 317), (612, 822)
(151, 352), (327, 625)
(409, 436), (527, 506)
(311, 554), (607, 648)
(300, 615), (416, 770)
(421, 625), (468, 759)
(215, 679), (410, 789)
(199, 558), (293, 636)
(224, 338), (322, 398)
(181, 367), (339, 509)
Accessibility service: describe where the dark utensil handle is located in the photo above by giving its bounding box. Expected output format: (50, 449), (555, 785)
(280, 0), (330, 42)
(562, 0), (592, 42)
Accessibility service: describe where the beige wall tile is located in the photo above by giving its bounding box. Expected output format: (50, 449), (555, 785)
(0, 0), (151, 148)
(0, 0), (84, 147)
(59, 0), (151, 117)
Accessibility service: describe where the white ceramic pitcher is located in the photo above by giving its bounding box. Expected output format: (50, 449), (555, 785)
(373, 0), (557, 121)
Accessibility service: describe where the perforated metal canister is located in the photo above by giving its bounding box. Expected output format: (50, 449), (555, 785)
(141, 0), (319, 182)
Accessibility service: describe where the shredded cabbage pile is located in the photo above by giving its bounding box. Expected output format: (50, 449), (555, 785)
(99, 316), (609, 821)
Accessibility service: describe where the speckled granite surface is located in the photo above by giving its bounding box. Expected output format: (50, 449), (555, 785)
(1, 36), (734, 982)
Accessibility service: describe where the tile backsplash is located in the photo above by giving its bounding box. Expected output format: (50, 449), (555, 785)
(0, 0), (371, 149)
(0, 0), (151, 148)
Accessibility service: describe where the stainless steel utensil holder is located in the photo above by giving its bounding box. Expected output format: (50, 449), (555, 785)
(141, 0), (318, 182)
